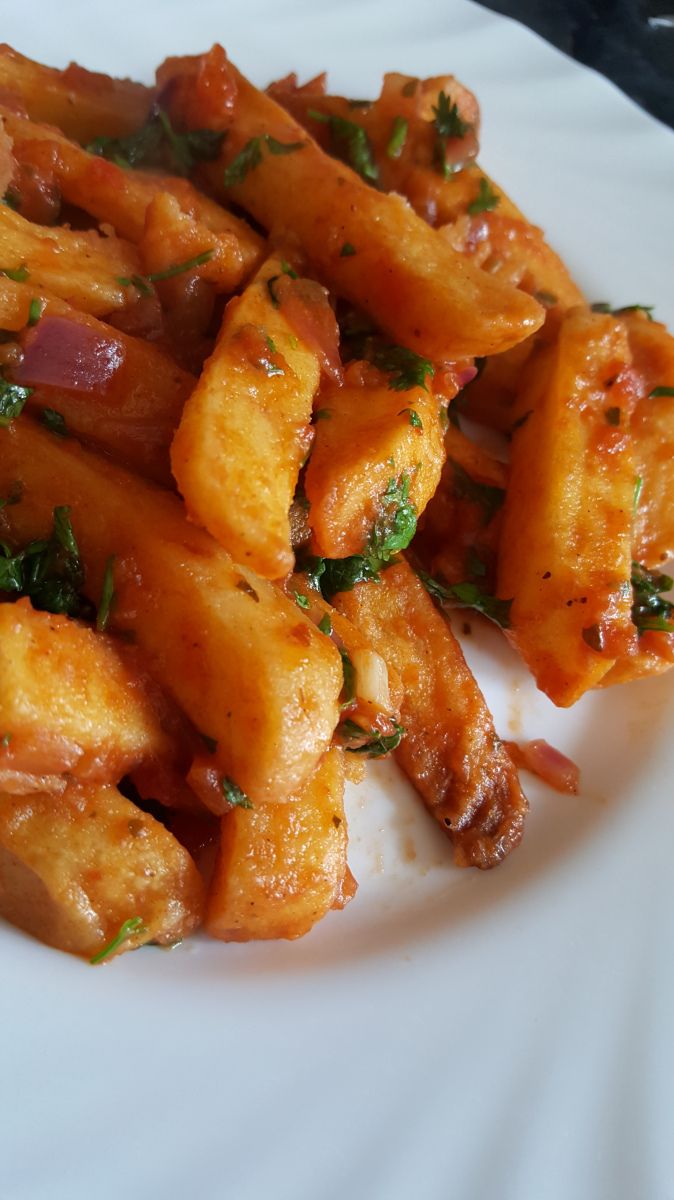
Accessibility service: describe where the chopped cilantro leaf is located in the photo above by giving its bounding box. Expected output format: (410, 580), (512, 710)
(200, 733), (218, 753)
(90, 916), (146, 964)
(449, 460), (505, 524)
(649, 386), (674, 398)
(367, 342), (435, 392)
(87, 108), (225, 176)
(633, 475), (643, 513)
(0, 376), (32, 426)
(0, 264), (29, 283)
(308, 109), (379, 183)
(631, 561), (674, 634)
(266, 135), (305, 155)
(221, 777), (253, 809)
(418, 569), (512, 629)
(294, 590), (310, 610)
(0, 505), (91, 618)
(40, 408), (68, 437)
(340, 242), (357, 257)
(467, 178), (500, 215)
(147, 250), (213, 282)
(223, 134), (304, 186)
(117, 274), (153, 295)
(398, 408), (423, 428)
(318, 613), (332, 636)
(591, 302), (654, 321)
(339, 649), (356, 709)
(27, 298), (44, 327)
(1, 732), (11, 747)
(340, 718), (405, 757)
(96, 555), (116, 632)
(386, 116), (408, 158)
(432, 90), (469, 178)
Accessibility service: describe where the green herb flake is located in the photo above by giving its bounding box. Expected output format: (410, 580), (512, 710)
(0, 376), (33, 426)
(534, 290), (558, 308)
(90, 916), (146, 964)
(87, 108), (225, 176)
(96, 554), (116, 632)
(314, 408), (332, 421)
(1, 264), (29, 283)
(40, 408), (69, 437)
(2, 190), (19, 211)
(265, 135), (305, 155)
(221, 776), (253, 809)
(631, 561), (674, 635)
(633, 475), (643, 513)
(604, 406), (621, 426)
(294, 590), (310, 610)
(1, 732), (11, 747)
(340, 718), (405, 757)
(340, 242), (357, 257)
(223, 136), (264, 186)
(200, 733), (218, 753)
(266, 335), (277, 354)
(27, 298), (44, 327)
(591, 302), (654, 321)
(450, 460), (505, 524)
(308, 109), (379, 183)
(147, 250), (213, 283)
(649, 386), (674, 399)
(0, 505), (90, 618)
(386, 115), (408, 158)
(432, 90), (469, 178)
(368, 343), (435, 392)
(117, 273), (153, 296)
(418, 569), (512, 629)
(467, 178), (500, 215)
(318, 613), (332, 636)
(398, 408), (423, 429)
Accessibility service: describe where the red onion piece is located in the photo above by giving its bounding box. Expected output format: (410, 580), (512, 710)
(15, 315), (125, 392)
(456, 363), (478, 389)
(508, 738), (580, 795)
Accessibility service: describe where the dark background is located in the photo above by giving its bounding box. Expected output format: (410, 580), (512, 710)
(476, 0), (674, 128)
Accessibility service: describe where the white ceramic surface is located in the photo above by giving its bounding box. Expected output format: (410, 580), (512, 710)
(1, 3), (674, 1198)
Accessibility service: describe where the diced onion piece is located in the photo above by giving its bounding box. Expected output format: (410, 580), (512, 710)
(14, 315), (125, 392)
(350, 647), (392, 714)
(508, 738), (580, 795)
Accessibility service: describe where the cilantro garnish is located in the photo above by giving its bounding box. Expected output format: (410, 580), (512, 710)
(318, 613), (332, 636)
(308, 110), (379, 183)
(0, 505), (92, 618)
(116, 273), (153, 295)
(432, 91), (469, 178)
(96, 555), (116, 632)
(631, 562), (674, 634)
(399, 408), (423, 428)
(90, 916), (146, 964)
(449, 460), (505, 524)
(1, 733), (11, 747)
(266, 259), (298, 308)
(40, 408), (69, 437)
(221, 777), (253, 809)
(467, 178), (500, 215)
(223, 134), (305, 186)
(340, 718), (405, 757)
(27, 298), (43, 327)
(649, 386), (674, 398)
(0, 264), (29, 283)
(147, 250), (214, 282)
(366, 342), (435, 392)
(591, 302), (654, 321)
(87, 107), (225, 176)
(633, 476), (643, 513)
(294, 590), (310, 610)
(0, 375), (32, 426)
(340, 242), (357, 257)
(418, 569), (512, 629)
(386, 116), (408, 158)
(302, 473), (418, 600)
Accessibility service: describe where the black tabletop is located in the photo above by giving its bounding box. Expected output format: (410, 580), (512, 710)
(476, 0), (674, 129)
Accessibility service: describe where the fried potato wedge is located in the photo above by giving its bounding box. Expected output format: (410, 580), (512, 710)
(0, 43), (153, 142)
(158, 47), (544, 359)
(205, 747), (353, 941)
(0, 202), (140, 316)
(626, 313), (674, 566)
(497, 308), (638, 705)
(0, 782), (204, 958)
(171, 253), (324, 578)
(304, 377), (445, 559)
(0, 599), (167, 793)
(1, 277), (192, 485)
(335, 559), (527, 868)
(0, 421), (342, 804)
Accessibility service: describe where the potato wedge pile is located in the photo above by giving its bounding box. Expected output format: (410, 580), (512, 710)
(0, 43), (672, 963)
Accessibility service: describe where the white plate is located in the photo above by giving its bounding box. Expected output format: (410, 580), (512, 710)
(2, 3), (674, 1198)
